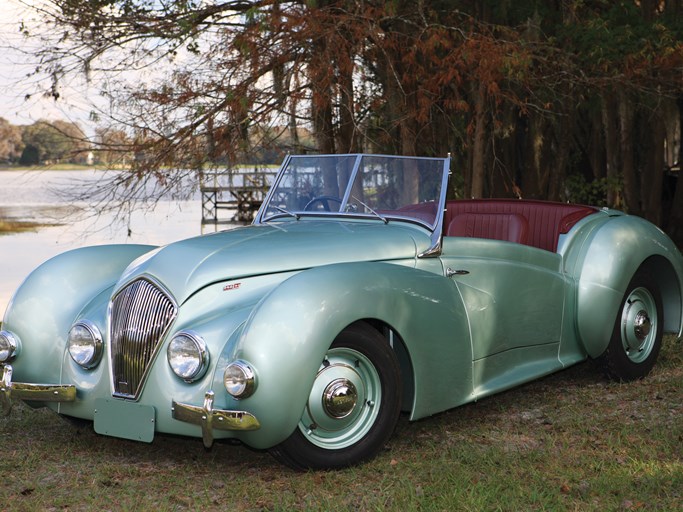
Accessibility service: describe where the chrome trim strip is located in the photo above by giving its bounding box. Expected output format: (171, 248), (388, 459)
(417, 238), (443, 258)
(253, 153), (292, 224)
(339, 154), (364, 209)
(172, 391), (261, 448)
(418, 155), (451, 258)
(1, 364), (76, 415)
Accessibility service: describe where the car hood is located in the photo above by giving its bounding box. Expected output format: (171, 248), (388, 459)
(115, 220), (429, 304)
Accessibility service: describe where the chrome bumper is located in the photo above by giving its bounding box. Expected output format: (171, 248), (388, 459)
(0, 364), (77, 415)
(172, 390), (260, 448)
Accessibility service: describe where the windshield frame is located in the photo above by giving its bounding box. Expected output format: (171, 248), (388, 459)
(254, 153), (450, 233)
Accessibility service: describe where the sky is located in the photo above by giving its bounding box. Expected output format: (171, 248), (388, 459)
(0, 0), (95, 128)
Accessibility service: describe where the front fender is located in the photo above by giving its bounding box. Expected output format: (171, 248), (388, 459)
(233, 261), (472, 449)
(3, 244), (156, 384)
(575, 215), (683, 357)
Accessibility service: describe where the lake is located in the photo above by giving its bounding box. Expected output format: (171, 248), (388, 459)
(0, 169), (237, 316)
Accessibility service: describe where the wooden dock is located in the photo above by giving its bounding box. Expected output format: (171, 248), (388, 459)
(200, 167), (277, 224)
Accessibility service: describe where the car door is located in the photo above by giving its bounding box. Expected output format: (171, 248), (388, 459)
(440, 236), (568, 398)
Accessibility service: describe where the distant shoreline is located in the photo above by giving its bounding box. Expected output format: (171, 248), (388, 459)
(0, 164), (98, 172)
(0, 219), (61, 235)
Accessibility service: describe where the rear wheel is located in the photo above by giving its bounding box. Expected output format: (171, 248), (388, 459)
(270, 322), (401, 470)
(597, 269), (663, 381)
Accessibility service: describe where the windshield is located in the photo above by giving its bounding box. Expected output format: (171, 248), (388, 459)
(259, 154), (448, 228)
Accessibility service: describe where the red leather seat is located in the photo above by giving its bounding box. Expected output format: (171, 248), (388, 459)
(447, 212), (529, 244)
(444, 199), (598, 252)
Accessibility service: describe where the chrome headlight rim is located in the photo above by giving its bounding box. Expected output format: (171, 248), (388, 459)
(167, 330), (209, 383)
(0, 330), (21, 363)
(224, 360), (257, 399)
(67, 320), (103, 369)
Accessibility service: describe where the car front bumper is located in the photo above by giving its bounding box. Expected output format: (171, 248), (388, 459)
(2, 363), (260, 447)
(0, 364), (77, 414)
(172, 390), (261, 448)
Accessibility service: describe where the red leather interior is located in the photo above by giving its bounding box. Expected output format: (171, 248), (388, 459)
(444, 199), (598, 252)
(447, 212), (529, 244)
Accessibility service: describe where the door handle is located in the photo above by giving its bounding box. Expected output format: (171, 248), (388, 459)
(446, 267), (469, 278)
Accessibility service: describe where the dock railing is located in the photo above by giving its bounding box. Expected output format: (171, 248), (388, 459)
(200, 166), (277, 225)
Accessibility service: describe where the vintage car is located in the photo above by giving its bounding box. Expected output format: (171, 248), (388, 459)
(1, 153), (682, 470)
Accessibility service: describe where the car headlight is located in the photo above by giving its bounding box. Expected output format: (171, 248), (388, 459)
(0, 330), (21, 362)
(67, 320), (103, 369)
(224, 360), (256, 399)
(167, 331), (209, 382)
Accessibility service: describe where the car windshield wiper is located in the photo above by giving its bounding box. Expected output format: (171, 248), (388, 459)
(269, 205), (300, 220)
(352, 196), (388, 224)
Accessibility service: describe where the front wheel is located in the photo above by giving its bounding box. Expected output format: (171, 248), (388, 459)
(270, 322), (402, 470)
(597, 269), (663, 381)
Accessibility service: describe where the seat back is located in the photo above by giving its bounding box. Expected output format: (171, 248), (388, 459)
(444, 199), (598, 252)
(447, 212), (529, 244)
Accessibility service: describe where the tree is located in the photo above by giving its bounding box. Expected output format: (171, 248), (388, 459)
(0, 118), (23, 163)
(14, 1), (683, 243)
(20, 120), (89, 164)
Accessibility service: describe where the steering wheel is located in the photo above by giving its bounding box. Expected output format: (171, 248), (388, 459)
(304, 195), (342, 212)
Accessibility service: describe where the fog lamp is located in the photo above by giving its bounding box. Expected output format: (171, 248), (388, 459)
(224, 360), (256, 399)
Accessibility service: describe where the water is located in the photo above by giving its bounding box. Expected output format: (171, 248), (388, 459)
(0, 169), (231, 317)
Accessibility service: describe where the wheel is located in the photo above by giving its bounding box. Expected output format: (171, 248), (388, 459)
(270, 322), (401, 470)
(303, 195), (342, 211)
(597, 268), (663, 381)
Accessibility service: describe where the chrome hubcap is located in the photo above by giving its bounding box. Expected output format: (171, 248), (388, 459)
(298, 346), (381, 450)
(323, 379), (358, 419)
(620, 287), (657, 363)
(633, 311), (651, 341)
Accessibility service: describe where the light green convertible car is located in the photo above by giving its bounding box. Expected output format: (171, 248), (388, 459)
(2, 154), (682, 469)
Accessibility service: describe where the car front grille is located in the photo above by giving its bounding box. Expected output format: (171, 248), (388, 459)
(110, 278), (177, 399)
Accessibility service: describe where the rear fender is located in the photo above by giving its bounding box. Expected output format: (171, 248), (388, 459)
(574, 215), (683, 357)
(3, 245), (157, 384)
(233, 261), (472, 449)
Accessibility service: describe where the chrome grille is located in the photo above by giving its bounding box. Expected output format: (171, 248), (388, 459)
(110, 279), (177, 399)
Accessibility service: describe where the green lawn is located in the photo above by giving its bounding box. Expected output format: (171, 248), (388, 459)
(1, 336), (680, 511)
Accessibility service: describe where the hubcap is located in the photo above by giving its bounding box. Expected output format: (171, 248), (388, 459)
(323, 379), (358, 419)
(298, 346), (382, 449)
(620, 287), (657, 363)
(633, 311), (651, 341)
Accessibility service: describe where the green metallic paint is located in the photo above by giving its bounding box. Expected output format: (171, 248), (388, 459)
(3, 245), (155, 391)
(115, 220), (430, 305)
(94, 398), (156, 442)
(3, 190), (683, 454)
(573, 215), (683, 357)
(231, 261), (472, 449)
(440, 237), (571, 397)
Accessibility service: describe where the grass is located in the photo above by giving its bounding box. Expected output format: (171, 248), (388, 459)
(0, 219), (60, 235)
(1, 336), (681, 511)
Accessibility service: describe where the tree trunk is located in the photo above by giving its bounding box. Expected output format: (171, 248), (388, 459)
(602, 92), (620, 207)
(471, 81), (488, 198)
(335, 46), (358, 153)
(547, 109), (572, 201)
(641, 107), (665, 226)
(618, 91), (640, 215)
(666, 95), (683, 245)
